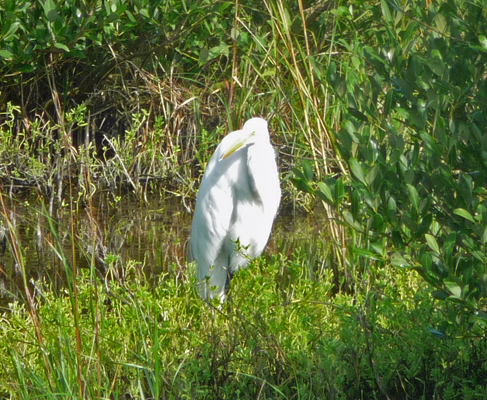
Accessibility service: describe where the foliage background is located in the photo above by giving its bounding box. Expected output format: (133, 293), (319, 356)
(1, 0), (487, 398)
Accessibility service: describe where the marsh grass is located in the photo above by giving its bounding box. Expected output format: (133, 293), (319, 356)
(2, 0), (487, 398)
(1, 197), (487, 399)
(0, 0), (341, 203)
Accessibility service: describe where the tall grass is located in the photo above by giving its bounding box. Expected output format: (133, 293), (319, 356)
(1, 193), (486, 398)
(2, 0), (487, 398)
(0, 0), (354, 290)
(0, 0), (344, 202)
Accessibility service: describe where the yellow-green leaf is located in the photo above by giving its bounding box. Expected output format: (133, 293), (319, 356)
(425, 234), (440, 254)
(453, 208), (475, 223)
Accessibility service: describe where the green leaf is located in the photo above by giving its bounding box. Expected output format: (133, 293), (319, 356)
(54, 42), (70, 52)
(107, 12), (120, 23)
(427, 327), (446, 339)
(309, 56), (324, 79)
(208, 43), (229, 60)
(316, 182), (333, 205)
(443, 232), (457, 258)
(420, 252), (432, 270)
(429, 49), (444, 77)
(384, 89), (394, 117)
(291, 177), (312, 194)
(365, 165), (378, 187)
(43, 0), (59, 22)
(425, 234), (440, 254)
(139, 8), (150, 18)
(15, 64), (35, 73)
(391, 251), (410, 267)
(479, 35), (487, 50)
(475, 311), (487, 322)
(335, 78), (347, 99)
(43, 0), (55, 14)
(416, 213), (433, 237)
(444, 279), (462, 299)
(453, 208), (475, 223)
(370, 241), (385, 257)
(126, 10), (136, 22)
(471, 250), (486, 263)
(2, 20), (20, 40)
(381, 0), (392, 23)
(348, 107), (368, 122)
(327, 62), (347, 98)
(253, 34), (267, 49)
(335, 178), (345, 206)
(349, 158), (366, 186)
(391, 230), (404, 247)
(303, 160), (314, 182)
(342, 211), (364, 232)
(431, 290), (449, 300)
(330, 6), (352, 18)
(199, 48), (209, 62)
(351, 189), (359, 221)
(482, 227), (487, 245)
(434, 13), (447, 33)
(353, 247), (383, 261)
(420, 131), (441, 155)
(406, 184), (419, 214)
(0, 49), (13, 59)
(387, 196), (397, 213)
(327, 61), (337, 84)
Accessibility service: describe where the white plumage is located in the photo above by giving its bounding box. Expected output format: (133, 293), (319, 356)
(189, 117), (281, 302)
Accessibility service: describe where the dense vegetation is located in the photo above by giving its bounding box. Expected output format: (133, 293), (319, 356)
(1, 0), (487, 398)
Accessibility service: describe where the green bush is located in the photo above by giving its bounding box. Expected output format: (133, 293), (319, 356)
(0, 0), (235, 85)
(3, 251), (487, 399)
(294, 0), (487, 328)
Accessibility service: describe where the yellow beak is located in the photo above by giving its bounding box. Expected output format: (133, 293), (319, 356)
(220, 131), (255, 160)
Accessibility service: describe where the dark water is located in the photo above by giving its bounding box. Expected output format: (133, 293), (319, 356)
(0, 194), (328, 306)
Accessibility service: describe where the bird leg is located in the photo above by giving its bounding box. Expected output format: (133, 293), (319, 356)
(224, 267), (235, 306)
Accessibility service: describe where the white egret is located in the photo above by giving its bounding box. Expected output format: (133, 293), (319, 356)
(189, 117), (281, 303)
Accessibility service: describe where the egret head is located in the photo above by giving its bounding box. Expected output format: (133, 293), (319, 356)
(221, 117), (269, 160)
(242, 117), (269, 137)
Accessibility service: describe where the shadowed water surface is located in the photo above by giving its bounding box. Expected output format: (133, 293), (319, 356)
(0, 194), (328, 306)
